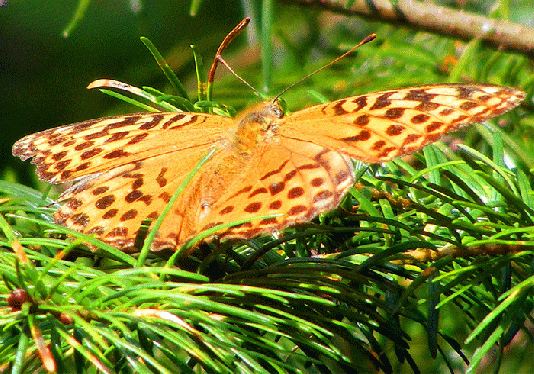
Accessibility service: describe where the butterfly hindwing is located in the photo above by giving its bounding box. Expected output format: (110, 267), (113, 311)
(191, 137), (355, 243)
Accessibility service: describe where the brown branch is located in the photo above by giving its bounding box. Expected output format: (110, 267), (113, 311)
(402, 243), (532, 263)
(285, 0), (534, 57)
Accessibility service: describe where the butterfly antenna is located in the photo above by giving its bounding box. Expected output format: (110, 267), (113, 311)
(208, 17), (250, 84)
(207, 17), (265, 101)
(274, 33), (376, 101)
(216, 55), (262, 99)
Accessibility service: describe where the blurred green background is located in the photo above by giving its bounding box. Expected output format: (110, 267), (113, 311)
(1, 1), (245, 182)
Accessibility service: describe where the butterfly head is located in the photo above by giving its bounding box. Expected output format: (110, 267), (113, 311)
(233, 100), (286, 152)
(236, 100), (284, 127)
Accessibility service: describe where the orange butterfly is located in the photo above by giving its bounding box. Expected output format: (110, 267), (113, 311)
(13, 82), (524, 253)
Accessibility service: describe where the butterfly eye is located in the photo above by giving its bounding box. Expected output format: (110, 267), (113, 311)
(271, 98), (287, 118)
(272, 106), (284, 119)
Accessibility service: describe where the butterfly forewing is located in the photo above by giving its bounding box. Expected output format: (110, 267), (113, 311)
(281, 84), (525, 163)
(13, 112), (233, 183)
(13, 83), (525, 252)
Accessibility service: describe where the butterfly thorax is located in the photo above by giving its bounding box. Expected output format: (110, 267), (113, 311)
(191, 101), (285, 222)
(233, 101), (283, 154)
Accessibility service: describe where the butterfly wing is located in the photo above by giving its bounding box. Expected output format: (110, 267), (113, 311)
(185, 136), (355, 244)
(191, 83), (523, 246)
(13, 112), (231, 182)
(13, 112), (235, 252)
(280, 84), (525, 163)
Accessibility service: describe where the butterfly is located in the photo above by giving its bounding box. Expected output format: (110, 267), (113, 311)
(12, 83), (525, 253)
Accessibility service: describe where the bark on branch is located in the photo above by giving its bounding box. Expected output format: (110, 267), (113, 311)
(285, 0), (534, 57)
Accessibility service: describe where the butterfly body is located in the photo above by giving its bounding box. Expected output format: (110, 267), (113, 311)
(13, 84), (525, 252)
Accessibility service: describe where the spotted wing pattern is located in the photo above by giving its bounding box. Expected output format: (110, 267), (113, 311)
(281, 84), (524, 163)
(13, 112), (235, 251)
(194, 137), (355, 243)
(12, 84), (525, 252)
